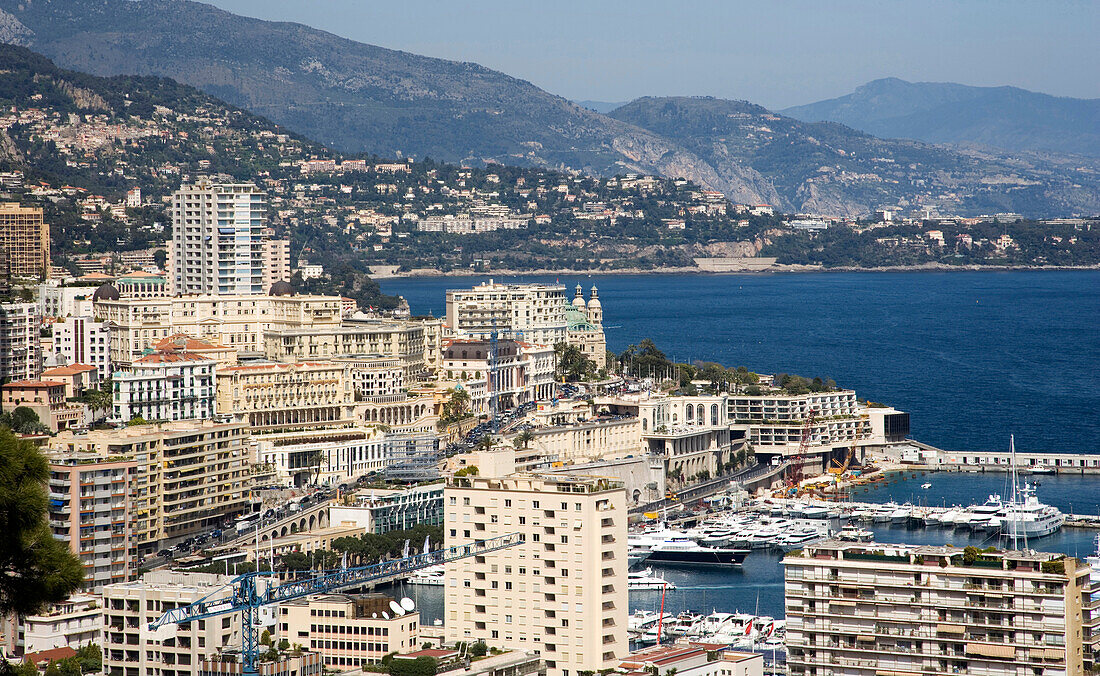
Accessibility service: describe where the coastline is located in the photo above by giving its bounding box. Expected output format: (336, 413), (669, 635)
(371, 262), (1100, 279)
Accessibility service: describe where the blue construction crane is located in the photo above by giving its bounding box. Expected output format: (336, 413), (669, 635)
(149, 533), (522, 676)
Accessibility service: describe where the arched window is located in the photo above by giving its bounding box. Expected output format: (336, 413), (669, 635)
(642, 418), (648, 432)
(711, 404), (719, 426)
(686, 406), (693, 421)
(697, 404), (705, 423)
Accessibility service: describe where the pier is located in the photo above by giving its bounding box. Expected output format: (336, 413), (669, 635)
(884, 440), (1100, 474)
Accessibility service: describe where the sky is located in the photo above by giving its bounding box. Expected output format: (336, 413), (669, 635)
(207, 0), (1100, 110)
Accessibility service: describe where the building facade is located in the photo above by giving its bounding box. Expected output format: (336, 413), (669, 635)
(215, 361), (355, 430)
(0, 202), (49, 278)
(262, 236), (292, 290)
(171, 180), (266, 295)
(112, 351), (217, 423)
(51, 316), (111, 374)
(0, 301), (41, 381)
(783, 540), (1097, 676)
(101, 571), (241, 676)
(566, 285), (606, 369)
(46, 454), (137, 590)
(329, 484), (444, 534)
(279, 594), (419, 670)
(444, 451), (628, 676)
(446, 281), (568, 346)
(51, 421), (251, 553)
(262, 318), (428, 382)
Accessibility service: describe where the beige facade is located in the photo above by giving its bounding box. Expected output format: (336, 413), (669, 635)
(172, 181), (266, 295)
(784, 540), (1098, 676)
(444, 451), (628, 676)
(95, 293), (343, 368)
(262, 237), (292, 289)
(566, 285), (605, 370)
(279, 594), (419, 670)
(526, 416), (641, 464)
(216, 361), (355, 430)
(101, 571), (241, 676)
(51, 421), (251, 553)
(446, 281), (568, 347)
(12, 595), (102, 656)
(263, 318), (429, 382)
(0, 202), (49, 278)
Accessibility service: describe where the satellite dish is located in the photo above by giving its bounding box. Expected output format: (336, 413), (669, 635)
(390, 600), (405, 616)
(400, 598), (415, 612)
(382, 612), (389, 619)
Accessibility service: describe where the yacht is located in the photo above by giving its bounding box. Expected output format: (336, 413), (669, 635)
(889, 503), (913, 525)
(628, 610), (662, 635)
(837, 523), (874, 542)
(995, 485), (1065, 539)
(801, 504), (830, 519)
(407, 564), (445, 586)
(628, 568), (676, 590)
(965, 495), (1004, 531)
(646, 536), (749, 567)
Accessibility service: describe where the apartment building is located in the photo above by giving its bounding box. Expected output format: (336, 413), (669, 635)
(444, 451), (628, 676)
(41, 364), (100, 399)
(50, 316), (111, 374)
(46, 453), (137, 590)
(112, 351), (217, 423)
(94, 290), (343, 367)
(279, 594), (419, 670)
(262, 235), (292, 290)
(0, 301), (41, 381)
(101, 571), (241, 676)
(251, 426), (390, 487)
(4, 595), (102, 656)
(783, 540), (1098, 676)
(215, 361), (354, 430)
(446, 280), (568, 346)
(3, 379), (83, 431)
(0, 202), (50, 278)
(51, 421), (251, 553)
(37, 283), (95, 319)
(171, 180), (266, 295)
(442, 339), (556, 414)
(263, 318), (429, 381)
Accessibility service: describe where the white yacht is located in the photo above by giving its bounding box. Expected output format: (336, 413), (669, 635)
(407, 564), (445, 586)
(996, 485), (1065, 539)
(837, 523), (874, 542)
(889, 503), (913, 525)
(964, 495), (1004, 531)
(628, 568), (676, 590)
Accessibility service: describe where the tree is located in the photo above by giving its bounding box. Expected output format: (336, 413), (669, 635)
(439, 388), (470, 425)
(515, 429), (535, 450)
(388, 656), (437, 676)
(0, 429), (84, 616)
(469, 641), (488, 657)
(260, 629), (272, 646)
(554, 342), (594, 382)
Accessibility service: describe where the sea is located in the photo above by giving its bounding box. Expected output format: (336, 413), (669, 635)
(379, 270), (1100, 622)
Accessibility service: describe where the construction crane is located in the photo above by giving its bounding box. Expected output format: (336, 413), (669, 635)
(829, 419), (864, 478)
(149, 533), (522, 676)
(786, 408), (817, 489)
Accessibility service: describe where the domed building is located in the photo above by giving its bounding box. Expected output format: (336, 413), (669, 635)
(92, 283), (121, 302)
(564, 284), (606, 370)
(268, 280), (296, 296)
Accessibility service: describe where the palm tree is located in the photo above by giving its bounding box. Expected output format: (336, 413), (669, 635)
(516, 429), (535, 450)
(477, 435), (495, 452)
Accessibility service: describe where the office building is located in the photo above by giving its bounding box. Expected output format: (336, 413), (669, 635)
(783, 540), (1098, 676)
(0, 301), (41, 381)
(51, 420), (251, 554)
(46, 453), (137, 590)
(0, 202), (49, 278)
(112, 350), (216, 423)
(171, 180), (266, 295)
(101, 571), (241, 676)
(279, 594), (419, 670)
(444, 451), (628, 676)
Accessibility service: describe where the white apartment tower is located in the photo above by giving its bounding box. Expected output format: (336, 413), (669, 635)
(446, 280), (568, 346)
(444, 451), (628, 676)
(172, 180), (266, 295)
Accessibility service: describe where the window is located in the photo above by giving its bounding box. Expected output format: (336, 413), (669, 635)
(505, 615), (513, 624)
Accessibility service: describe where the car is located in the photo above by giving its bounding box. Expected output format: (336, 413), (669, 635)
(157, 549), (171, 558)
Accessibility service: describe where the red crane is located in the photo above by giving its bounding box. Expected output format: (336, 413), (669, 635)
(787, 408), (817, 489)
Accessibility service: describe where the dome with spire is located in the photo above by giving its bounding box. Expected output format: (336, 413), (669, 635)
(92, 283), (120, 302)
(587, 285), (601, 308)
(268, 280), (296, 296)
(572, 282), (587, 308)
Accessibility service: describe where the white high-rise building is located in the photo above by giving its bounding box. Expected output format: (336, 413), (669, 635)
(50, 316), (111, 374)
(171, 180), (266, 295)
(446, 280), (568, 346)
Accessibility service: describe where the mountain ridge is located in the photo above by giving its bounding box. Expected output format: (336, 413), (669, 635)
(783, 77), (1100, 158)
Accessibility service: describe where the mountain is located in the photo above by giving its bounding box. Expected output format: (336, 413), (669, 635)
(0, 0), (730, 193)
(574, 100), (630, 114)
(609, 96), (1100, 217)
(1, 0), (1099, 217)
(782, 77), (1100, 158)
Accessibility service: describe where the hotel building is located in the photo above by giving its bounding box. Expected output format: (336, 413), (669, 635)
(444, 451), (628, 676)
(112, 351), (217, 423)
(215, 361), (355, 430)
(783, 540), (1098, 676)
(446, 281), (568, 346)
(171, 180), (266, 295)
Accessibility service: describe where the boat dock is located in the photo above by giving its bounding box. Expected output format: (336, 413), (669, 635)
(886, 441), (1100, 474)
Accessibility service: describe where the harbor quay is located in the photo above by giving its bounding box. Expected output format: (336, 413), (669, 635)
(884, 441), (1100, 474)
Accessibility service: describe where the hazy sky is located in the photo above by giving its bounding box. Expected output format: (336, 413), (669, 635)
(208, 0), (1100, 110)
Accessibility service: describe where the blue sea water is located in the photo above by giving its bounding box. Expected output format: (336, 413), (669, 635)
(380, 270), (1100, 621)
(384, 270), (1100, 453)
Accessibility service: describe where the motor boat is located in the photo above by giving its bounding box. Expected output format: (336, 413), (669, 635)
(837, 523), (874, 542)
(889, 503), (913, 525)
(407, 564), (444, 586)
(801, 504), (830, 519)
(646, 536), (749, 567)
(628, 568), (675, 590)
(995, 485), (1065, 539)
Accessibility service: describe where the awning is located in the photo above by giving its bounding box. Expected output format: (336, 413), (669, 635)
(856, 635), (875, 643)
(830, 600), (856, 607)
(966, 643), (1016, 659)
(1043, 648), (1066, 660)
(936, 624), (966, 634)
